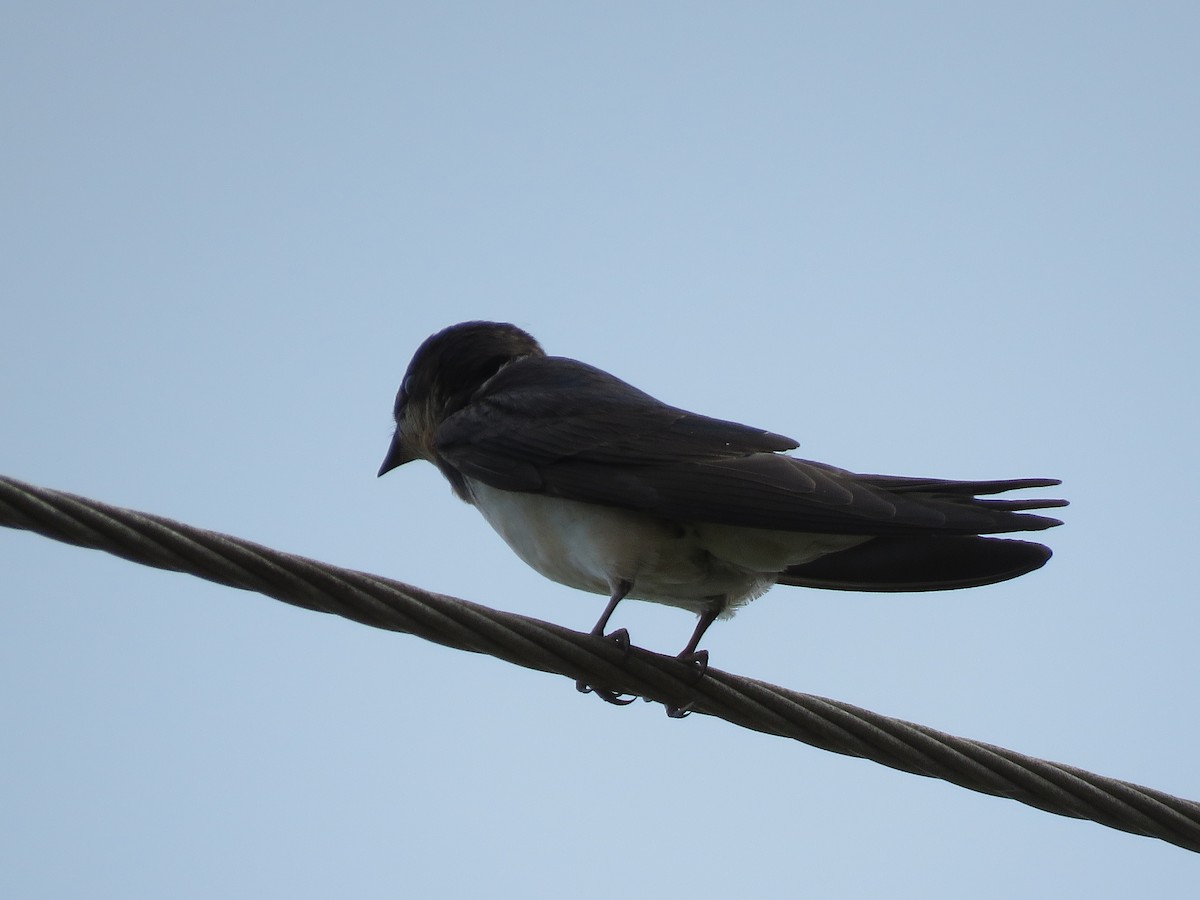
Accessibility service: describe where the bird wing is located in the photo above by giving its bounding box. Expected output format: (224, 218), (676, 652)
(434, 356), (1065, 536)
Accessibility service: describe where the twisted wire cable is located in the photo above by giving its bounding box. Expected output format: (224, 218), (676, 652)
(2, 474), (1197, 853)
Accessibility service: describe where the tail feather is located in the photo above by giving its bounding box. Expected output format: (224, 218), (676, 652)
(778, 534), (1053, 592)
(976, 497), (1070, 513)
(860, 474), (1063, 497)
(843, 472), (1067, 534)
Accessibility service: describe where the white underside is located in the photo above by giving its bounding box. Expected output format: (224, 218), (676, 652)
(465, 479), (867, 617)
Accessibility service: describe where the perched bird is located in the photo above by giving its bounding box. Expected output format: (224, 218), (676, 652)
(378, 321), (1065, 686)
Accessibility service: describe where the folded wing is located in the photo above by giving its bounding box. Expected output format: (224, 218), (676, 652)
(435, 355), (1066, 537)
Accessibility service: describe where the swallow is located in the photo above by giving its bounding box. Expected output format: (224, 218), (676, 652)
(378, 321), (1066, 702)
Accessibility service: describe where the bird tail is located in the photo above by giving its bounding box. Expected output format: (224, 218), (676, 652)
(852, 474), (1068, 534)
(777, 534), (1053, 592)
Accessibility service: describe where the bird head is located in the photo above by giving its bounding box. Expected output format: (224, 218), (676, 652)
(378, 321), (544, 476)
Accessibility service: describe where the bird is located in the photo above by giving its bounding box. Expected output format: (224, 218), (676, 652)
(378, 321), (1066, 700)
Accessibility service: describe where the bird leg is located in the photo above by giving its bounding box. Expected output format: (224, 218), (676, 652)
(677, 605), (719, 674)
(576, 580), (636, 704)
(589, 581), (633, 645)
(663, 604), (720, 718)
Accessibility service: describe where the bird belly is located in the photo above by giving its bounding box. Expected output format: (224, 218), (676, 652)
(465, 480), (865, 616)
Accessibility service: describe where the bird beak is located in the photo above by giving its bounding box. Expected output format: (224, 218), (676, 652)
(377, 430), (417, 477)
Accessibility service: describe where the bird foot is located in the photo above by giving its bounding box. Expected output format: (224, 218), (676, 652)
(575, 628), (636, 703)
(661, 650), (708, 717)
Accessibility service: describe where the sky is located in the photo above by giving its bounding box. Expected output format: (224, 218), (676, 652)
(2, 3), (1198, 896)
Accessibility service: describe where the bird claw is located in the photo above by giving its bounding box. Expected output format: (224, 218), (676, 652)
(575, 628), (637, 703)
(677, 648), (709, 683)
(575, 680), (637, 705)
(604, 627), (631, 654)
(661, 650), (708, 717)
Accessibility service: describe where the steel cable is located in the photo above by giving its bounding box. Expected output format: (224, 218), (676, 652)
(2, 474), (1197, 853)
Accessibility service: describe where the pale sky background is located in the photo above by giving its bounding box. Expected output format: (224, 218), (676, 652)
(2, 4), (1198, 897)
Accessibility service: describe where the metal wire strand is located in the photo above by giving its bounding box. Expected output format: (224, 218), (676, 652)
(1, 474), (1197, 853)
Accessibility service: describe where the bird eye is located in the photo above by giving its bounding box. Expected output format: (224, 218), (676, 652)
(394, 376), (413, 418)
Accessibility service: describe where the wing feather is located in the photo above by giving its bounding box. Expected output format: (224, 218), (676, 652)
(435, 356), (1065, 536)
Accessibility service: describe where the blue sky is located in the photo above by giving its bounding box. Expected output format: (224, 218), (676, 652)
(2, 4), (1197, 896)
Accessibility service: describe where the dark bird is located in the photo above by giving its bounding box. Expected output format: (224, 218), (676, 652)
(378, 321), (1065, 694)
